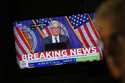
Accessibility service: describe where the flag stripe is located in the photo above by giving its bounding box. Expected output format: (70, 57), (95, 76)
(88, 15), (100, 39)
(14, 28), (31, 54)
(19, 30), (33, 53)
(16, 27), (33, 53)
(74, 30), (86, 48)
(80, 25), (93, 47)
(86, 22), (98, 44)
(15, 37), (27, 55)
(15, 42), (24, 55)
(18, 28), (31, 51)
(15, 47), (22, 61)
(84, 24), (97, 46)
(77, 27), (90, 47)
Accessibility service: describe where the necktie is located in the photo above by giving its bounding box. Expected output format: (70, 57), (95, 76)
(55, 36), (58, 43)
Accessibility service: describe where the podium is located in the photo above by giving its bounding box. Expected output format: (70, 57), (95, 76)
(44, 42), (68, 51)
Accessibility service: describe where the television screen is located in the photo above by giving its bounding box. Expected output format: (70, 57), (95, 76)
(13, 13), (103, 69)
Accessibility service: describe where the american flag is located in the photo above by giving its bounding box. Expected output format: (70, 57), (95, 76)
(14, 24), (33, 61)
(14, 18), (51, 61)
(66, 14), (100, 48)
(32, 18), (52, 39)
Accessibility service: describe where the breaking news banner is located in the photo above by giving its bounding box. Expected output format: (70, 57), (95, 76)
(14, 13), (103, 69)
(19, 47), (101, 68)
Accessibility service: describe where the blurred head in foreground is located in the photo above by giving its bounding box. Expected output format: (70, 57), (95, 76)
(95, 0), (125, 82)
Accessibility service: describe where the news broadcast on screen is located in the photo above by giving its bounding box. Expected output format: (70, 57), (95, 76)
(13, 13), (103, 69)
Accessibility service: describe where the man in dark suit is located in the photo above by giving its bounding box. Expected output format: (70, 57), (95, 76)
(43, 20), (70, 51)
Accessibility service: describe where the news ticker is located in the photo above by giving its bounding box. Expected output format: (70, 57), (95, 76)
(22, 53), (100, 68)
(29, 53), (100, 67)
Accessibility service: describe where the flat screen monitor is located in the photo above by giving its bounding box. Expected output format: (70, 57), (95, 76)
(13, 13), (103, 69)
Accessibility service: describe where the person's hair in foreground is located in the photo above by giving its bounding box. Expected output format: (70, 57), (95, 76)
(95, 0), (125, 83)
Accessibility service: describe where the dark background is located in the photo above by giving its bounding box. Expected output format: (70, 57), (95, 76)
(0, 0), (115, 83)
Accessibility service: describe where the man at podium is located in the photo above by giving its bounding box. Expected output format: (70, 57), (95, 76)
(43, 20), (70, 51)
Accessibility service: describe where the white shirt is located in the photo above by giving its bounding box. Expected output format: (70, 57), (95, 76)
(52, 35), (60, 43)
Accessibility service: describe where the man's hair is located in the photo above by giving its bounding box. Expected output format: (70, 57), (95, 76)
(96, 0), (125, 64)
(49, 20), (61, 28)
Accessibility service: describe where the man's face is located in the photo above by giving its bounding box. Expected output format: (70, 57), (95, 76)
(50, 26), (61, 36)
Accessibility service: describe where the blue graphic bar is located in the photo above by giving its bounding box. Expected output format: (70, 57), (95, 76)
(28, 58), (76, 67)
